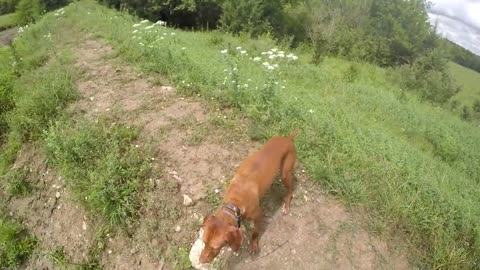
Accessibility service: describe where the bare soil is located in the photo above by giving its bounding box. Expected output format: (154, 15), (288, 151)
(8, 38), (412, 269)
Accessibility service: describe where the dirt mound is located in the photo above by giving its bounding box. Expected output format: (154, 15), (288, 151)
(9, 144), (95, 269)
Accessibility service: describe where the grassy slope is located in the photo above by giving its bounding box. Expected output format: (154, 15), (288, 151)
(1, 1), (479, 269)
(0, 13), (16, 30)
(59, 1), (480, 268)
(450, 61), (480, 107)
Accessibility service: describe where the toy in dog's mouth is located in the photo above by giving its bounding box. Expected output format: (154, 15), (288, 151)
(189, 228), (210, 270)
(189, 228), (232, 269)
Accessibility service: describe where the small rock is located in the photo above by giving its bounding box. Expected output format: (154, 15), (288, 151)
(89, 96), (94, 101)
(55, 192), (61, 199)
(214, 189), (220, 194)
(291, 249), (296, 254)
(108, 250), (112, 254)
(183, 195), (194, 206)
(175, 226), (181, 232)
(82, 221), (87, 231)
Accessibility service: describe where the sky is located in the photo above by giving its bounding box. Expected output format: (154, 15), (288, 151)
(427, 0), (480, 55)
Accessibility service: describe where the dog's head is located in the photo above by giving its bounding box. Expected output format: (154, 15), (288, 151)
(199, 214), (243, 264)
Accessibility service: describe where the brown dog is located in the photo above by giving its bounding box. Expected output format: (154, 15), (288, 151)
(199, 130), (299, 264)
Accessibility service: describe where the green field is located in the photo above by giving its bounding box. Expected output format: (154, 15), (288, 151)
(1, 1), (480, 269)
(450, 61), (480, 106)
(0, 13), (16, 30)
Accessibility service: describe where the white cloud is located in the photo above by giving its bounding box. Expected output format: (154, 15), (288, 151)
(427, 0), (480, 55)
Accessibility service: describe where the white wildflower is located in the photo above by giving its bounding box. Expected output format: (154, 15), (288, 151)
(244, 84), (249, 88)
(262, 62), (270, 67)
(132, 30), (138, 33)
(240, 50), (247, 55)
(236, 46), (242, 50)
(269, 55), (276, 60)
(155, 20), (166, 26)
(261, 52), (267, 55)
(271, 48), (278, 52)
(145, 25), (154, 30)
(309, 109), (314, 113)
(140, 20), (149, 24)
(220, 49), (228, 54)
(233, 67), (238, 71)
(170, 32), (176, 36)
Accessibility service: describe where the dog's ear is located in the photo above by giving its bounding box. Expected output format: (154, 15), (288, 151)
(201, 214), (215, 227)
(225, 226), (243, 251)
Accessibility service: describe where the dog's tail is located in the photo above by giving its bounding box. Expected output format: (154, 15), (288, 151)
(288, 129), (299, 139)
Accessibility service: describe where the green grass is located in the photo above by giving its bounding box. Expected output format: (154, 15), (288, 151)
(0, 201), (37, 269)
(44, 117), (153, 227)
(57, 2), (480, 268)
(0, 13), (16, 30)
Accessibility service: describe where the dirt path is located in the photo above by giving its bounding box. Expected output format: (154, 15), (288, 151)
(0, 27), (18, 47)
(10, 37), (412, 269)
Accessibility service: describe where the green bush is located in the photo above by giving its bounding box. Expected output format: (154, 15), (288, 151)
(220, 0), (283, 37)
(473, 100), (480, 113)
(390, 49), (460, 104)
(15, 0), (41, 25)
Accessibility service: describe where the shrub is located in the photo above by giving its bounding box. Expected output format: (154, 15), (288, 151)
(473, 99), (480, 113)
(461, 106), (471, 121)
(390, 49), (460, 104)
(15, 0), (42, 25)
(220, 0), (280, 37)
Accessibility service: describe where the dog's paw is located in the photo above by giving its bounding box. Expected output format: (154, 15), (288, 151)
(249, 241), (259, 255)
(282, 203), (290, 215)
